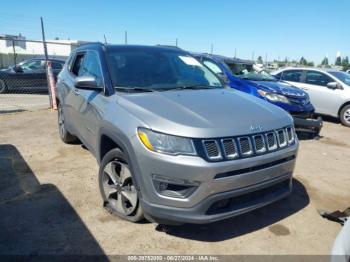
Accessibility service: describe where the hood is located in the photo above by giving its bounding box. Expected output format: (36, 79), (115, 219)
(117, 89), (292, 138)
(251, 80), (307, 98)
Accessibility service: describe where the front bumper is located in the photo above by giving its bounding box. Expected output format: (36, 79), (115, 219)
(130, 136), (298, 224)
(292, 115), (323, 134)
(142, 174), (292, 224)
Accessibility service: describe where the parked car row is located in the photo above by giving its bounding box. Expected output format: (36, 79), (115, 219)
(0, 58), (65, 94)
(272, 68), (350, 127)
(192, 53), (323, 134)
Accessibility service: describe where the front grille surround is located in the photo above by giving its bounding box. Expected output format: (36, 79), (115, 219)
(276, 129), (287, 148)
(252, 134), (266, 154)
(202, 140), (222, 160)
(221, 138), (238, 159)
(238, 137), (253, 156)
(265, 132), (278, 151)
(200, 126), (295, 162)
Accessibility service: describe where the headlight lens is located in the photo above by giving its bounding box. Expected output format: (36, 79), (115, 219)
(138, 128), (196, 156)
(258, 90), (290, 104)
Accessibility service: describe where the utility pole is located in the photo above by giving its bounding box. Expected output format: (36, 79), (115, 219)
(210, 44), (213, 54)
(41, 17), (49, 63)
(104, 34), (107, 44)
(124, 30), (128, 45)
(175, 38), (178, 47)
(41, 17), (52, 108)
(11, 39), (17, 67)
(234, 48), (236, 58)
(265, 53), (268, 66)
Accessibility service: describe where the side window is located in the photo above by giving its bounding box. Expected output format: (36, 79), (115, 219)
(305, 71), (333, 87)
(78, 51), (103, 87)
(52, 61), (63, 70)
(281, 70), (303, 82)
(21, 60), (42, 71)
(71, 53), (85, 76)
(203, 59), (223, 74)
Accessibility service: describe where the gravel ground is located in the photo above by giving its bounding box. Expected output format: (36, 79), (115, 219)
(0, 94), (49, 113)
(0, 109), (349, 256)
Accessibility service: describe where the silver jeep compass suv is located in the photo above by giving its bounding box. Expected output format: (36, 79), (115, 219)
(56, 43), (298, 224)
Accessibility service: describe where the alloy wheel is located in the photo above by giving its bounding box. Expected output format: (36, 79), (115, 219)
(344, 109), (350, 124)
(102, 160), (138, 216)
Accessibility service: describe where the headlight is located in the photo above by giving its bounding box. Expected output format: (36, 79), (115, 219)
(137, 128), (196, 156)
(258, 90), (290, 104)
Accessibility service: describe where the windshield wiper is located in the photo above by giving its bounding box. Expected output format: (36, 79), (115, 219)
(115, 86), (155, 92)
(172, 84), (219, 90)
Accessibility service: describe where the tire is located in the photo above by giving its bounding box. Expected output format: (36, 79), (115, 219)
(340, 104), (350, 127)
(99, 148), (144, 222)
(57, 103), (78, 143)
(0, 79), (7, 94)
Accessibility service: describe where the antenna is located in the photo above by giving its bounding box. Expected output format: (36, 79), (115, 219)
(125, 30), (128, 45)
(103, 34), (107, 44)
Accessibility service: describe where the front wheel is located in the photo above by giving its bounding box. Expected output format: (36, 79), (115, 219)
(99, 148), (144, 222)
(340, 105), (350, 127)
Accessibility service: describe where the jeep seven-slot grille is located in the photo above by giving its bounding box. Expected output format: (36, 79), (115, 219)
(201, 126), (295, 161)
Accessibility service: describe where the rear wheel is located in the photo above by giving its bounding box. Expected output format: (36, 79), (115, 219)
(0, 79), (7, 94)
(57, 103), (78, 143)
(340, 105), (350, 127)
(99, 148), (144, 222)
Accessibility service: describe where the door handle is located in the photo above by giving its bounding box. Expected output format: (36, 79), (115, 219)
(73, 88), (80, 95)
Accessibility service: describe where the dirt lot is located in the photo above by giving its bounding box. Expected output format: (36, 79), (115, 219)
(0, 109), (349, 256)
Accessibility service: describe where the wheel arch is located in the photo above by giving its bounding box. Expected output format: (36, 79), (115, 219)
(338, 101), (350, 117)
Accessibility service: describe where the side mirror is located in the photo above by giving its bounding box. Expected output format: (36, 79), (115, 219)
(74, 76), (101, 90)
(13, 66), (23, 73)
(327, 82), (340, 90)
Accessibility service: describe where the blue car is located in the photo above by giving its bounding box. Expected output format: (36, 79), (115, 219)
(193, 53), (322, 134)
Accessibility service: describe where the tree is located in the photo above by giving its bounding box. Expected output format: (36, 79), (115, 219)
(321, 57), (329, 66)
(257, 56), (263, 64)
(341, 56), (349, 70)
(335, 56), (342, 66)
(307, 61), (314, 67)
(299, 57), (307, 66)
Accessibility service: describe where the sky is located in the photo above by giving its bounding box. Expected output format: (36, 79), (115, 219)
(0, 0), (349, 64)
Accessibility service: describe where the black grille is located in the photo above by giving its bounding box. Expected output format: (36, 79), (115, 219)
(222, 139), (237, 158)
(200, 126), (295, 162)
(277, 129), (287, 147)
(238, 137), (252, 155)
(266, 132), (277, 149)
(203, 140), (220, 159)
(253, 135), (265, 152)
(286, 127), (294, 143)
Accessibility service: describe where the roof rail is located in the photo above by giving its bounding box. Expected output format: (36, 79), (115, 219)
(156, 44), (182, 50)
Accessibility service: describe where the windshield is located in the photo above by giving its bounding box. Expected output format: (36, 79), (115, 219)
(107, 49), (223, 91)
(328, 71), (350, 86)
(226, 62), (276, 81)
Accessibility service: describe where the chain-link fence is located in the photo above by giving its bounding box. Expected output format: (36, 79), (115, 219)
(0, 36), (83, 113)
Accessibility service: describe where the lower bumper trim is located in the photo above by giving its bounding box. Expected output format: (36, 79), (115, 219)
(140, 175), (292, 224)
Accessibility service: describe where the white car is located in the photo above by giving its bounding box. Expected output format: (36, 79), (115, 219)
(272, 68), (350, 127)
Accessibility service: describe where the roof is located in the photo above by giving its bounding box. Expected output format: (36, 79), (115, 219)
(276, 67), (340, 73)
(75, 43), (188, 54)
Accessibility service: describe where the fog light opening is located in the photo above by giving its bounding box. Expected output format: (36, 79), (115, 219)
(152, 174), (200, 198)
